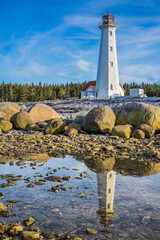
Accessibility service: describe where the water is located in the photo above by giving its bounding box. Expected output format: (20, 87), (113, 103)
(0, 154), (160, 239)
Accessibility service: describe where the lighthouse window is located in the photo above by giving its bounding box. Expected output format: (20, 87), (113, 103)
(110, 61), (113, 67)
(108, 204), (111, 209)
(111, 84), (113, 90)
(110, 46), (113, 51)
(109, 31), (112, 36)
(109, 189), (111, 193)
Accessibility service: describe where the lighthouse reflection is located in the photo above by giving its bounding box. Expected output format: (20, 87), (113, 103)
(97, 170), (116, 226)
(84, 156), (116, 227)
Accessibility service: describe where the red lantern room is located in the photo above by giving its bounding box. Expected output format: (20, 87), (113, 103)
(102, 12), (115, 25)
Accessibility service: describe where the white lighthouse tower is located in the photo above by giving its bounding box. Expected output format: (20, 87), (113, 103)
(96, 12), (124, 99)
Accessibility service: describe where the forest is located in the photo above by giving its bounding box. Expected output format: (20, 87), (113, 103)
(0, 81), (160, 102)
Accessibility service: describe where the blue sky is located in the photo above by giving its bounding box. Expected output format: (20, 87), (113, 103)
(0, 0), (160, 85)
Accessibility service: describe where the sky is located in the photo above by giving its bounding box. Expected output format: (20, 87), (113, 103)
(0, 0), (160, 85)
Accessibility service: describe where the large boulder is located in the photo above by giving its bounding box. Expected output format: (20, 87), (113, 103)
(0, 102), (21, 121)
(111, 124), (132, 138)
(28, 104), (61, 122)
(0, 120), (13, 132)
(115, 102), (160, 131)
(73, 115), (85, 128)
(84, 106), (116, 134)
(11, 111), (35, 129)
(44, 119), (65, 134)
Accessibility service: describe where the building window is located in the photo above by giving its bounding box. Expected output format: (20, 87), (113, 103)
(110, 61), (113, 67)
(111, 84), (113, 90)
(109, 31), (112, 36)
(110, 46), (113, 51)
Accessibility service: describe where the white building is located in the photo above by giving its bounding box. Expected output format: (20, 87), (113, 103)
(81, 81), (96, 99)
(130, 88), (144, 97)
(81, 80), (125, 99)
(96, 12), (124, 99)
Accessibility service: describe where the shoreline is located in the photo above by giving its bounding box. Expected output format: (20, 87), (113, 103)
(0, 130), (160, 165)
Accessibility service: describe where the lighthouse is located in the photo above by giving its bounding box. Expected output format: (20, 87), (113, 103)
(96, 12), (124, 99)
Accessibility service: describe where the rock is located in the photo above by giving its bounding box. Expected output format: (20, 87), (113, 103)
(27, 183), (34, 188)
(86, 228), (98, 234)
(63, 119), (73, 126)
(84, 157), (115, 174)
(11, 111), (35, 129)
(0, 211), (11, 217)
(73, 115), (85, 128)
(0, 222), (9, 234)
(44, 119), (65, 134)
(64, 123), (81, 131)
(64, 128), (78, 137)
(77, 193), (84, 198)
(25, 123), (40, 132)
(111, 124), (132, 138)
(23, 218), (35, 227)
(0, 202), (7, 212)
(71, 111), (89, 120)
(137, 124), (155, 138)
(36, 122), (48, 128)
(21, 231), (39, 240)
(42, 231), (54, 239)
(132, 129), (145, 139)
(29, 226), (40, 233)
(28, 103), (61, 122)
(0, 102), (21, 121)
(115, 102), (160, 131)
(9, 223), (23, 236)
(0, 120), (13, 132)
(142, 216), (151, 224)
(84, 106), (116, 134)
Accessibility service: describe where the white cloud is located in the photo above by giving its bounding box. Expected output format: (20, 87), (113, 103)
(76, 59), (91, 71)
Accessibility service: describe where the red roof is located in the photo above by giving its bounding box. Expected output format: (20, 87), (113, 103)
(103, 11), (114, 18)
(81, 81), (96, 92)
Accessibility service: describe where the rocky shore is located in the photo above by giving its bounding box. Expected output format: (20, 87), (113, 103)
(0, 129), (160, 166)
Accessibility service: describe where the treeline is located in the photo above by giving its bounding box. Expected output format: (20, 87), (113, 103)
(0, 82), (86, 102)
(0, 81), (160, 102)
(123, 82), (160, 97)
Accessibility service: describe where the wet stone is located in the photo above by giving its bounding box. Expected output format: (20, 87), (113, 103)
(86, 228), (98, 234)
(23, 218), (35, 227)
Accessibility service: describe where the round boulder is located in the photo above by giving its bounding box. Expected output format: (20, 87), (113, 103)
(0, 102), (21, 121)
(132, 129), (145, 139)
(11, 111), (36, 129)
(111, 124), (132, 138)
(115, 102), (160, 131)
(0, 120), (13, 132)
(28, 104), (61, 122)
(84, 106), (116, 134)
